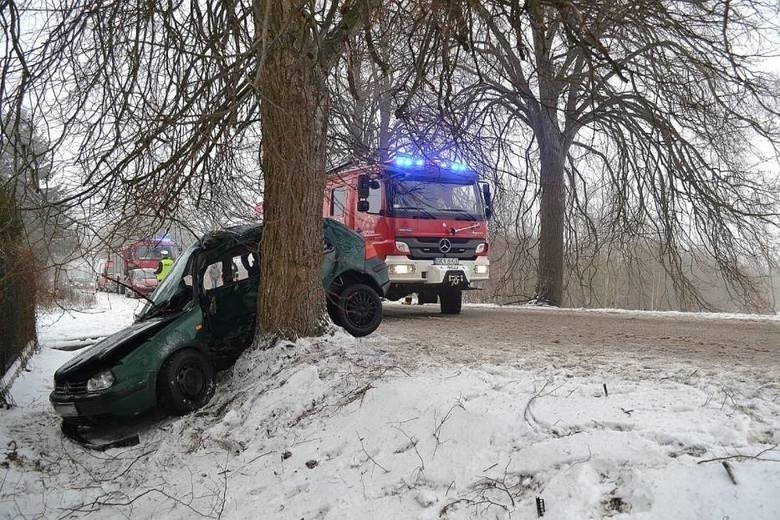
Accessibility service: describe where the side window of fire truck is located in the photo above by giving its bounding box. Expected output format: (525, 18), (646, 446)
(366, 180), (382, 214)
(451, 184), (479, 212)
(330, 187), (347, 217)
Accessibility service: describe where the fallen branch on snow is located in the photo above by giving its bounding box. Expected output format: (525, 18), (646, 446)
(697, 444), (779, 464)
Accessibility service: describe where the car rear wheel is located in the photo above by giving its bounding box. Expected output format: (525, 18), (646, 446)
(334, 283), (382, 337)
(440, 288), (462, 314)
(326, 296), (343, 327)
(157, 349), (215, 415)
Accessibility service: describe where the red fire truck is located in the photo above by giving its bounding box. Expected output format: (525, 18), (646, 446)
(96, 237), (179, 293)
(324, 156), (491, 314)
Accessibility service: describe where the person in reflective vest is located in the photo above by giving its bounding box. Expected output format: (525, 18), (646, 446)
(155, 250), (174, 282)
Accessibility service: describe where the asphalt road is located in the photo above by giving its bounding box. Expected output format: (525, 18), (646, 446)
(376, 304), (780, 382)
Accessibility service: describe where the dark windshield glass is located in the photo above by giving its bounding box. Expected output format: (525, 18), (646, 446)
(390, 178), (482, 219)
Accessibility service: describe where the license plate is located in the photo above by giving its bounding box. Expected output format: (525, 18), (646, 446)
(433, 258), (459, 266)
(447, 272), (465, 287)
(53, 403), (78, 417)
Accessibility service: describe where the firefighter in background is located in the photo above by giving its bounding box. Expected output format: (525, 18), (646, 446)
(155, 250), (174, 282)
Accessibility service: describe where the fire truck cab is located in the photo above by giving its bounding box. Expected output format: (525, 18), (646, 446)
(96, 237), (178, 293)
(324, 156), (491, 314)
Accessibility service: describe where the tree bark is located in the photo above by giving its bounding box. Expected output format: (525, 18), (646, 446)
(533, 111), (566, 306)
(0, 185), (37, 383)
(255, 1), (327, 338)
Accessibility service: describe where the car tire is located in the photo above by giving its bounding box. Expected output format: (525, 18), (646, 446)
(334, 283), (382, 337)
(157, 349), (215, 416)
(326, 295), (343, 327)
(440, 288), (462, 315)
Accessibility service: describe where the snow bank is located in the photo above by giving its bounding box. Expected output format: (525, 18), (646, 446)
(459, 302), (780, 321)
(1, 300), (778, 519)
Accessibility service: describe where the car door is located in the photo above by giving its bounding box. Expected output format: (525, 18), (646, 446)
(200, 247), (260, 350)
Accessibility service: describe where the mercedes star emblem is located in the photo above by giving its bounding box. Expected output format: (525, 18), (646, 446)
(438, 238), (452, 253)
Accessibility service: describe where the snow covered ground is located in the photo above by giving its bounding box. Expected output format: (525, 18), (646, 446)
(1, 295), (778, 519)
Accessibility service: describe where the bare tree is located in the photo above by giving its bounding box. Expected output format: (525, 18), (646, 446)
(435, 0), (780, 306)
(1, 0), (382, 339)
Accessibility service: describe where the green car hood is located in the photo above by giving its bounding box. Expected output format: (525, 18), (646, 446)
(53, 315), (175, 382)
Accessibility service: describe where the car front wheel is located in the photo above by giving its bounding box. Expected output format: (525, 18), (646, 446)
(334, 283), (382, 337)
(157, 349), (215, 415)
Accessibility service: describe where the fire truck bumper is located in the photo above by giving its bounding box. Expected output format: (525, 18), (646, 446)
(384, 255), (489, 287)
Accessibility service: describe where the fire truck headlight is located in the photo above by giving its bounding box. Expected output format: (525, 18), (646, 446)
(475, 264), (489, 275)
(390, 264), (416, 275)
(395, 241), (411, 254)
(475, 243), (488, 254)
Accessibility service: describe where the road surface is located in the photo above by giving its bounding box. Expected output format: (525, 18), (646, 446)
(378, 304), (779, 383)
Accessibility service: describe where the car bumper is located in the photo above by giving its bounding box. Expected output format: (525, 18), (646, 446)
(384, 255), (489, 287)
(50, 379), (153, 419)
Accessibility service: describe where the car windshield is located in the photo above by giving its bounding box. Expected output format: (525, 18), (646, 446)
(138, 243), (195, 318)
(389, 178), (483, 219)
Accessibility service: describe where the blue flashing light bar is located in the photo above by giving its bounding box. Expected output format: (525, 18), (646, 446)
(392, 155), (472, 173)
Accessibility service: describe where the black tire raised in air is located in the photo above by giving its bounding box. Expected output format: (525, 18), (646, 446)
(439, 288), (462, 315)
(334, 283), (382, 337)
(326, 295), (343, 327)
(157, 349), (215, 415)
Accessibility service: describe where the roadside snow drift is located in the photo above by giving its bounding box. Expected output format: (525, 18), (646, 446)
(1, 298), (778, 519)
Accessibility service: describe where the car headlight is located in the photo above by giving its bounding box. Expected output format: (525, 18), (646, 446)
(475, 243), (488, 254)
(87, 370), (115, 392)
(389, 264), (416, 275)
(395, 241), (410, 254)
(475, 264), (489, 275)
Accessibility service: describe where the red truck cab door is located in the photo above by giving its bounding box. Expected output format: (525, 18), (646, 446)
(355, 179), (394, 255)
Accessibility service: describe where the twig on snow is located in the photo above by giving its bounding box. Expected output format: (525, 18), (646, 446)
(391, 425), (424, 480)
(721, 461), (737, 485)
(697, 444), (780, 464)
(356, 432), (390, 474)
(433, 397), (465, 457)
(524, 380), (565, 431)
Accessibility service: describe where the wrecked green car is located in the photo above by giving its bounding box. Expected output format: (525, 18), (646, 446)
(50, 219), (389, 421)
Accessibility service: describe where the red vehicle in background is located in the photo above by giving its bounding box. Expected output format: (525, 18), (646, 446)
(324, 156), (491, 314)
(124, 268), (159, 298)
(96, 236), (178, 293)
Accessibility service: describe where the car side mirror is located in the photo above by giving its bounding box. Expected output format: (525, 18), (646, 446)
(357, 174), (370, 200)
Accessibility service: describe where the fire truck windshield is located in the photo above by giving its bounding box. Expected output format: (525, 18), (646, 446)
(389, 178), (483, 220)
(136, 245), (173, 260)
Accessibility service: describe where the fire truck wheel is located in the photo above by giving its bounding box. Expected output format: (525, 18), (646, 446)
(335, 283), (382, 337)
(440, 288), (462, 315)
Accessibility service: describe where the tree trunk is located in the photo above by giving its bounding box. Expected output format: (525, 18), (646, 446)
(255, 1), (327, 339)
(0, 185), (37, 389)
(534, 115), (566, 306)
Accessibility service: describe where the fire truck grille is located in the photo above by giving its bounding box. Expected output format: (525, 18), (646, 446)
(404, 238), (483, 261)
